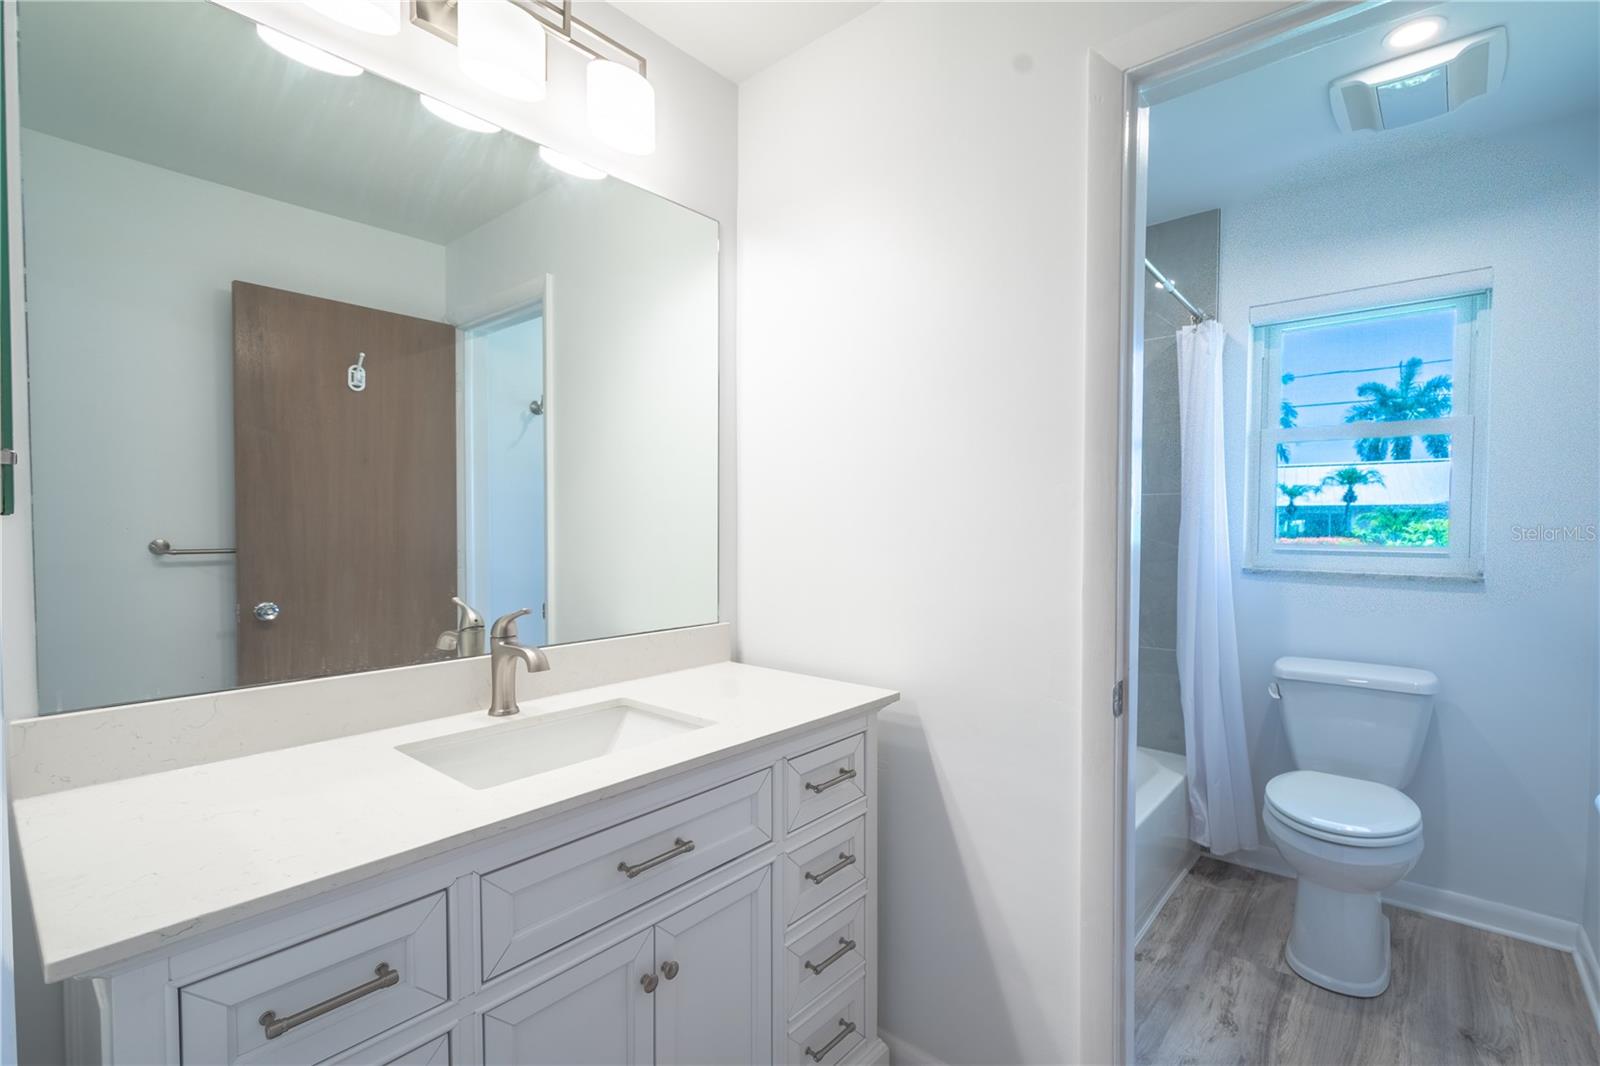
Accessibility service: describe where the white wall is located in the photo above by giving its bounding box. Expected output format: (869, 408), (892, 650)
(736, 4), (1200, 1062)
(20, 130), (447, 714)
(1216, 114), (1600, 925)
(1588, 317), (1600, 980)
(446, 180), (719, 645)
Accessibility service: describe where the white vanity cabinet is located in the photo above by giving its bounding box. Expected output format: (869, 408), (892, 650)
(65, 715), (885, 1066)
(483, 868), (771, 1066)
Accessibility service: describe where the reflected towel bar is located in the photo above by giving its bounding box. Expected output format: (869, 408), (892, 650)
(148, 538), (236, 557)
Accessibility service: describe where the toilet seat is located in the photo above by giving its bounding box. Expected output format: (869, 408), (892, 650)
(1265, 770), (1422, 847)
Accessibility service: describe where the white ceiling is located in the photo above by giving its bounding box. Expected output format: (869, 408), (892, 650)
(18, 0), (564, 245)
(1147, 1), (1600, 224)
(608, 1), (874, 83)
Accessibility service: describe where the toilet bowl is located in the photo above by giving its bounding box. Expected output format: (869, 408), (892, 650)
(1262, 770), (1423, 996)
(1266, 657), (1435, 998)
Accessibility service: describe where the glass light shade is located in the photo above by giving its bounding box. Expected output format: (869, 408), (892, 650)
(587, 59), (656, 155)
(458, 0), (547, 103)
(1383, 17), (1443, 50)
(304, 0), (403, 36)
(256, 25), (364, 77)
(420, 94), (501, 133)
(539, 145), (606, 180)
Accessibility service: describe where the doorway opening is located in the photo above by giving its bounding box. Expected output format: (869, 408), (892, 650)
(1115, 3), (1600, 1062)
(461, 300), (549, 645)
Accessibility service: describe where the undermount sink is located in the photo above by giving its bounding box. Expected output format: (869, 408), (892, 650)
(398, 699), (712, 790)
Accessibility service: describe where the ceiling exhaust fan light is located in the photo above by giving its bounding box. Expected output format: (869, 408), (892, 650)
(256, 25), (364, 77)
(459, 0), (548, 103)
(587, 59), (656, 155)
(539, 146), (607, 180)
(420, 94), (501, 133)
(1384, 17), (1444, 51)
(303, 0), (403, 36)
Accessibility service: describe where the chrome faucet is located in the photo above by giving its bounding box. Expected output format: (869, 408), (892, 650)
(489, 608), (550, 717)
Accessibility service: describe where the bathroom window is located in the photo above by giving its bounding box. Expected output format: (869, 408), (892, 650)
(1246, 275), (1490, 579)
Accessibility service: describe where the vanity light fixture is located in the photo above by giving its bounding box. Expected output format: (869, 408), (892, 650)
(457, 0), (547, 103)
(538, 145), (606, 180)
(587, 59), (656, 156)
(304, 0), (404, 36)
(420, 93), (502, 133)
(256, 25), (365, 77)
(1383, 17), (1444, 51)
(411, 0), (656, 156)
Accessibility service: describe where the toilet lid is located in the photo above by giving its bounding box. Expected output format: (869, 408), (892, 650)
(1265, 771), (1422, 841)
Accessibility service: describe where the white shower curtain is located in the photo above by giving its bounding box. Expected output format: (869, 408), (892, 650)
(1175, 319), (1258, 855)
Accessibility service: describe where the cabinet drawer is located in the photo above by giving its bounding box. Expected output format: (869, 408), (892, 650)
(785, 897), (866, 1021)
(782, 816), (866, 926)
(481, 770), (773, 979)
(783, 733), (867, 832)
(179, 893), (449, 1065)
(786, 976), (867, 1066)
(383, 1032), (450, 1065)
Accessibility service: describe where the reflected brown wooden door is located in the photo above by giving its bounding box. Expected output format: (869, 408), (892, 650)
(233, 282), (457, 685)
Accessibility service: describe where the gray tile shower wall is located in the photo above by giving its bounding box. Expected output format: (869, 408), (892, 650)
(1137, 210), (1220, 755)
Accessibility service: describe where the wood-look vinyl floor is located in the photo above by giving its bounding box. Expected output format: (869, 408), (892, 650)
(1135, 858), (1600, 1066)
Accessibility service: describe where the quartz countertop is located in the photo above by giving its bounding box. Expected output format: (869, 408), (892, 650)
(12, 662), (897, 982)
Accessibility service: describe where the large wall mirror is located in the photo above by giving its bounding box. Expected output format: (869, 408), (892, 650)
(16, 1), (719, 714)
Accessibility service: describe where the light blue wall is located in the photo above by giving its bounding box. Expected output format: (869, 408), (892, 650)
(465, 312), (547, 643)
(1218, 113), (1600, 923)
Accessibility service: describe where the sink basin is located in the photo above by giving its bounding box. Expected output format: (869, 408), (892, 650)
(398, 699), (712, 790)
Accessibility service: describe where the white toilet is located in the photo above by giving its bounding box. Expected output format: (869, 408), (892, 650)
(1263, 656), (1436, 998)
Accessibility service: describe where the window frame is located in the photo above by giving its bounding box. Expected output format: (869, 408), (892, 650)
(1245, 275), (1491, 579)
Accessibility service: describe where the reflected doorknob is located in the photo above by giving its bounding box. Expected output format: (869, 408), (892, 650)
(253, 601), (282, 623)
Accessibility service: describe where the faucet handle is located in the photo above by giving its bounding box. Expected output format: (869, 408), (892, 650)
(491, 608), (533, 640)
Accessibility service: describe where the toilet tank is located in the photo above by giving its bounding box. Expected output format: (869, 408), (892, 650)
(1272, 657), (1436, 788)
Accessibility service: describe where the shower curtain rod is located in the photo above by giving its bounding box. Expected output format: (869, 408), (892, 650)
(1144, 258), (1207, 324)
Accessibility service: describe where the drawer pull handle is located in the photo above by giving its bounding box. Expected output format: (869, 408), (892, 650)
(258, 962), (398, 1040)
(803, 937), (858, 976)
(618, 837), (695, 879)
(804, 767), (857, 794)
(805, 852), (857, 885)
(805, 1019), (857, 1062)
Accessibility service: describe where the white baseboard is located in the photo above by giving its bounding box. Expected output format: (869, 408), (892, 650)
(879, 1030), (949, 1066)
(1576, 926), (1600, 1035)
(850, 1037), (893, 1066)
(1386, 877), (1579, 951)
(1220, 848), (1581, 951)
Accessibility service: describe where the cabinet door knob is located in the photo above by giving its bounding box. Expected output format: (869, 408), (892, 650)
(660, 960), (680, 980)
(640, 972), (659, 994)
(253, 601), (282, 623)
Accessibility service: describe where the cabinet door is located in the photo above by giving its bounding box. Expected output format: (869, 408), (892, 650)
(655, 868), (773, 1066)
(482, 928), (654, 1066)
